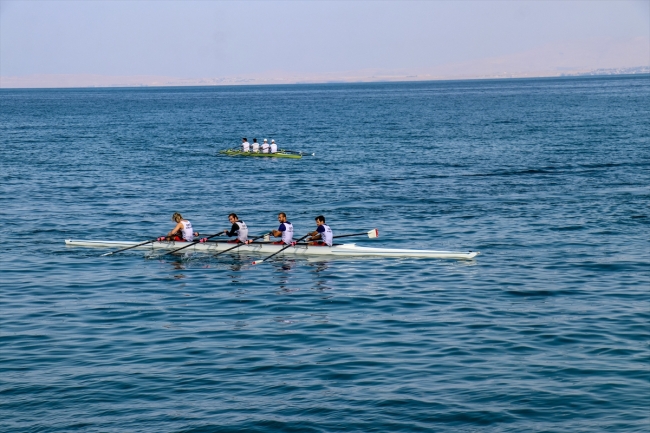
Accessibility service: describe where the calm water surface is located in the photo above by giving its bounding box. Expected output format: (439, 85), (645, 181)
(1, 76), (649, 432)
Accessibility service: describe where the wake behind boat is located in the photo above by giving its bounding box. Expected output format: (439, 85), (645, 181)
(65, 239), (480, 260)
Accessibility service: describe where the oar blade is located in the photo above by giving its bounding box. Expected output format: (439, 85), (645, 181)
(368, 228), (379, 238)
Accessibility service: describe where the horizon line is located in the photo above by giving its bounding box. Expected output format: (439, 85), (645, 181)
(1, 68), (649, 90)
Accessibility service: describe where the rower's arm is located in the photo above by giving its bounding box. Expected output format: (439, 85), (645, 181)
(271, 229), (282, 237)
(224, 223), (239, 237)
(168, 222), (183, 236)
(308, 230), (320, 240)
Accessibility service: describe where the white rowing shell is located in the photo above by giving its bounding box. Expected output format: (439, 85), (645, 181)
(65, 239), (480, 259)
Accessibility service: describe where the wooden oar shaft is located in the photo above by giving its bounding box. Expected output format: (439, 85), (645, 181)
(101, 238), (159, 256)
(252, 233), (311, 265)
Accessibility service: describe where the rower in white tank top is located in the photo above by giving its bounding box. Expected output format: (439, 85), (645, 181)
(241, 137), (250, 152)
(165, 212), (197, 242)
(271, 212), (294, 245)
(224, 213), (249, 243)
(261, 138), (270, 153)
(181, 220), (194, 242)
(280, 221), (294, 244)
(270, 139), (277, 153)
(308, 215), (333, 246)
(252, 138), (260, 153)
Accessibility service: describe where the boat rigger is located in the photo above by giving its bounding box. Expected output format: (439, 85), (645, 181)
(65, 239), (480, 260)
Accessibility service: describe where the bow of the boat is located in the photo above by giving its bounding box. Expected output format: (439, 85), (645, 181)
(330, 244), (479, 259)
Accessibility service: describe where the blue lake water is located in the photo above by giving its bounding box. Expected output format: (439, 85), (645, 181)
(1, 76), (649, 432)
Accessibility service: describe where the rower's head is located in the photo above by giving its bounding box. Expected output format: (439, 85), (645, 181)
(278, 212), (287, 223)
(172, 212), (183, 223)
(264, 138), (268, 143)
(228, 213), (238, 224)
(315, 215), (325, 226)
(253, 138), (258, 143)
(242, 137), (247, 142)
(271, 139), (275, 143)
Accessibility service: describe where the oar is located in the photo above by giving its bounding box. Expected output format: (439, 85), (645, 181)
(252, 233), (311, 265)
(288, 229), (378, 245)
(101, 237), (161, 256)
(279, 149), (315, 156)
(161, 231), (226, 256)
(333, 229), (379, 239)
(211, 233), (270, 258)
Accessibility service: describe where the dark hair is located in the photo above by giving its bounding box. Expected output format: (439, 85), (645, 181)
(242, 137), (247, 141)
(278, 212), (287, 218)
(253, 138), (258, 142)
(229, 213), (238, 219)
(315, 215), (325, 223)
(172, 212), (183, 222)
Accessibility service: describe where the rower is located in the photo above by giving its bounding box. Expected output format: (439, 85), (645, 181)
(241, 137), (250, 152)
(271, 212), (294, 245)
(163, 213), (197, 242)
(308, 215), (333, 246)
(261, 138), (270, 153)
(270, 139), (277, 153)
(223, 213), (249, 244)
(252, 138), (260, 153)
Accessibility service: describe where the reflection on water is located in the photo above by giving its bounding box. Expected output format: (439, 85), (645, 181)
(228, 262), (245, 272)
(270, 259), (296, 294)
(171, 261), (186, 279)
(279, 259), (297, 272)
(276, 286), (301, 295)
(233, 320), (248, 329)
(308, 261), (330, 274)
(307, 260), (333, 293)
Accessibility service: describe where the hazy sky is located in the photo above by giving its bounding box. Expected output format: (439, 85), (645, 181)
(1, 0), (648, 84)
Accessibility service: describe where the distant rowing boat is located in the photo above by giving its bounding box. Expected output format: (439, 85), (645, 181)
(65, 239), (480, 260)
(220, 149), (304, 159)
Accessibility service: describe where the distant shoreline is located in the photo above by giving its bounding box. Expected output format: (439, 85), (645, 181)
(1, 68), (648, 90)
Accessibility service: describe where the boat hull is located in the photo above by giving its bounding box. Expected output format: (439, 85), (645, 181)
(65, 239), (479, 260)
(220, 149), (302, 159)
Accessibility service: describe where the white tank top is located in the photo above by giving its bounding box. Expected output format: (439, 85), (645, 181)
(235, 221), (248, 243)
(319, 224), (333, 246)
(181, 220), (194, 241)
(280, 222), (294, 244)
(252, 142), (259, 152)
(242, 142), (250, 152)
(270, 143), (277, 153)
